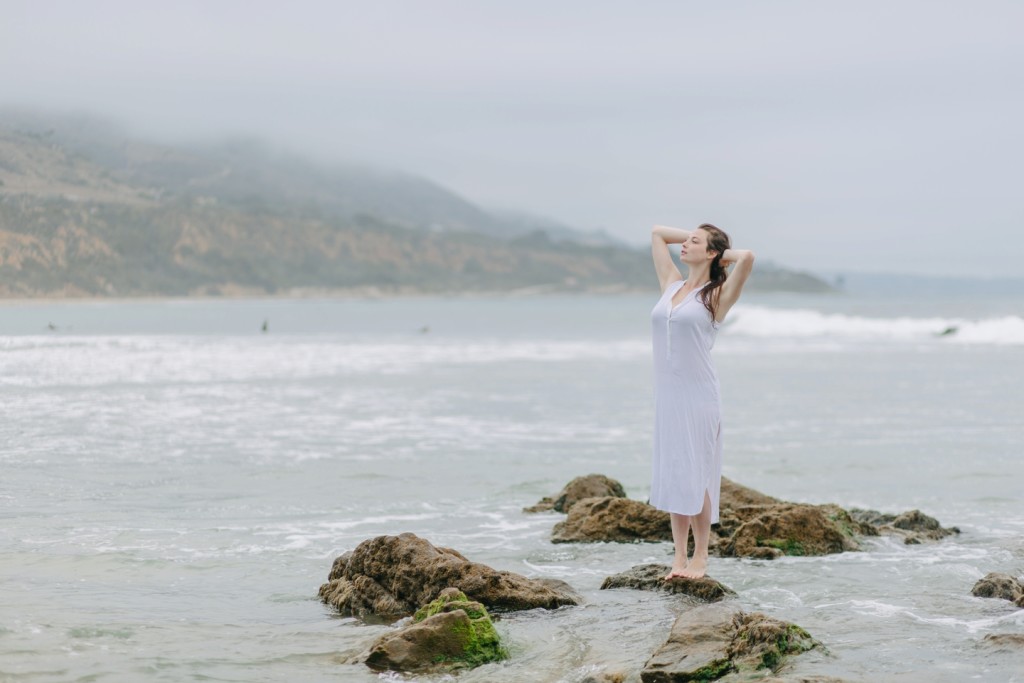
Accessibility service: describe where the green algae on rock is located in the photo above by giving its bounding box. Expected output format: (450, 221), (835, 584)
(365, 587), (508, 673)
(641, 603), (822, 682)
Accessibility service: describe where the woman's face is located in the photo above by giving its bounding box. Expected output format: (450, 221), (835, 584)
(680, 228), (717, 265)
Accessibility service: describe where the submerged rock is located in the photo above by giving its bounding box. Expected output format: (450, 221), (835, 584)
(848, 507), (959, 544)
(363, 588), (507, 673)
(580, 673), (628, 683)
(524, 474), (628, 513)
(971, 572), (1024, 607)
(551, 497), (672, 543)
(600, 564), (736, 602)
(720, 504), (862, 558)
(319, 532), (580, 619)
(641, 603), (821, 682)
(982, 633), (1024, 650)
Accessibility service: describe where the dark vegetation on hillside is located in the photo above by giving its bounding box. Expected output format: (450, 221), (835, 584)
(0, 111), (832, 297)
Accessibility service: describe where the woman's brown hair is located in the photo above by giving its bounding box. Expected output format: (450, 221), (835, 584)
(695, 223), (731, 322)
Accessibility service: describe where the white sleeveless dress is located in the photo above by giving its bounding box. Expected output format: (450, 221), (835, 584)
(649, 279), (723, 523)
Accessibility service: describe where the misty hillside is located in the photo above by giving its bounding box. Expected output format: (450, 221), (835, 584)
(0, 111), (833, 298)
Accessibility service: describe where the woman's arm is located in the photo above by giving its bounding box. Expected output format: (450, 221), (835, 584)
(651, 224), (690, 291)
(714, 248), (755, 322)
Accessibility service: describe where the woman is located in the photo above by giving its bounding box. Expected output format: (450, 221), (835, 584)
(649, 223), (755, 580)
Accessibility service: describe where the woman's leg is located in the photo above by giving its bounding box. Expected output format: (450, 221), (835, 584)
(679, 490), (713, 579)
(665, 512), (691, 579)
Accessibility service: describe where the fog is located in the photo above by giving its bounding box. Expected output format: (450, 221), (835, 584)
(3, 1), (1023, 275)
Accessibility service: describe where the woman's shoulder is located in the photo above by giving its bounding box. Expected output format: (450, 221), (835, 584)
(660, 276), (685, 294)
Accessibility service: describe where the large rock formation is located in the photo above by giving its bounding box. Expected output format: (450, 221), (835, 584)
(524, 473), (628, 513)
(600, 564), (737, 602)
(319, 532), (580, 619)
(640, 603), (821, 682)
(971, 572), (1024, 608)
(551, 497), (672, 543)
(362, 588), (507, 673)
(541, 474), (956, 560)
(719, 504), (863, 558)
(550, 497), (862, 559)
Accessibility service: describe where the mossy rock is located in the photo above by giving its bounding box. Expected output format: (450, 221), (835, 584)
(642, 604), (822, 682)
(728, 612), (821, 673)
(366, 587), (508, 673)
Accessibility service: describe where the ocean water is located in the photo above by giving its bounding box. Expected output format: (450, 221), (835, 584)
(1, 288), (1023, 683)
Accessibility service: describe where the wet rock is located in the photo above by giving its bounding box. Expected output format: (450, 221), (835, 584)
(524, 474), (628, 513)
(721, 504), (862, 558)
(746, 546), (785, 560)
(319, 532), (580, 619)
(847, 507), (958, 544)
(601, 564), (736, 602)
(551, 497), (672, 543)
(982, 633), (1024, 650)
(363, 588), (507, 673)
(971, 572), (1024, 607)
(725, 611), (821, 672)
(641, 603), (821, 683)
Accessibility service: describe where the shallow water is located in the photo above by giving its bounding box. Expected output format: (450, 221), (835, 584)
(2, 292), (1023, 682)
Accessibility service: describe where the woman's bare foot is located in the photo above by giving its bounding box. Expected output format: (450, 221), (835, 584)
(664, 559), (688, 580)
(678, 555), (707, 579)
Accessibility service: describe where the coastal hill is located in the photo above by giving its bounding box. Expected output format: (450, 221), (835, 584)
(0, 111), (832, 298)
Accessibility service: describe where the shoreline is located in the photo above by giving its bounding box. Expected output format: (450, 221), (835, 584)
(0, 284), (655, 306)
(0, 282), (851, 306)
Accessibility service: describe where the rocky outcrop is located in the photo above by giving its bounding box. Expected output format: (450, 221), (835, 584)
(971, 572), (1024, 608)
(600, 564), (736, 602)
(551, 497), (672, 543)
(551, 497), (862, 559)
(361, 588), (507, 673)
(543, 475), (957, 561)
(641, 603), (821, 682)
(319, 533), (580, 619)
(719, 504), (863, 558)
(524, 473), (628, 513)
(848, 508), (959, 544)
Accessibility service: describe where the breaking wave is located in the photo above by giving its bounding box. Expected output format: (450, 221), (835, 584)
(724, 306), (1024, 345)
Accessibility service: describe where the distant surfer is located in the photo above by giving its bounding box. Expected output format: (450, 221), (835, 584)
(649, 223), (755, 580)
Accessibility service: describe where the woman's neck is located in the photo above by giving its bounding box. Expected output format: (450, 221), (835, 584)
(685, 263), (711, 287)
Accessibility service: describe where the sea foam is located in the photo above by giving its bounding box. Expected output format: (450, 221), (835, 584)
(724, 306), (1024, 345)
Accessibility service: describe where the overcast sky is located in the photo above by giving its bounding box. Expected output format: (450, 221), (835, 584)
(3, 1), (1022, 276)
